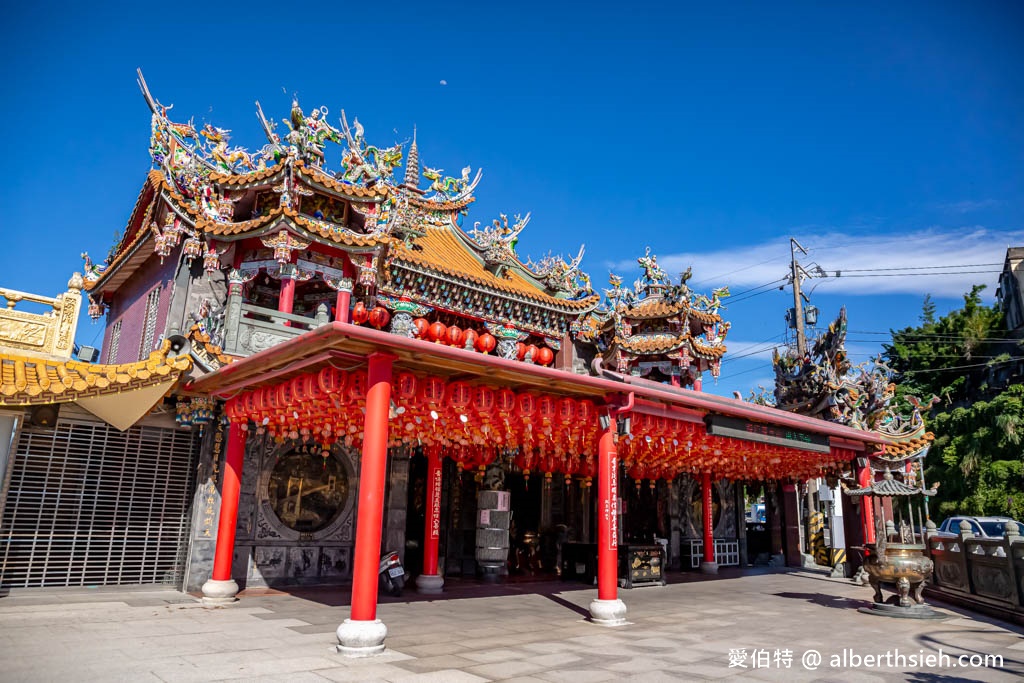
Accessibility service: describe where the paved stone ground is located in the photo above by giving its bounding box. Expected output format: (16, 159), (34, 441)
(2, 568), (1023, 682)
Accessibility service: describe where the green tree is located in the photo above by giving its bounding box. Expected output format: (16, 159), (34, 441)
(882, 289), (1024, 521)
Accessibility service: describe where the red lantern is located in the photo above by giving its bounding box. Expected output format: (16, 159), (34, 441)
(348, 372), (367, 402)
(445, 324), (464, 347)
(536, 346), (554, 366)
(291, 376), (309, 402)
(472, 386), (496, 416)
(577, 400), (595, 425)
(352, 301), (369, 325)
(537, 395), (556, 422)
(557, 397), (577, 424)
(516, 342), (527, 361)
(462, 328), (478, 350)
(516, 393), (537, 420)
(368, 306), (390, 329)
(396, 371), (418, 402)
(428, 321), (448, 343)
(225, 397), (242, 422)
(496, 388), (517, 414)
(412, 318), (429, 338)
(447, 381), (472, 411)
(524, 344), (539, 363)
(277, 382), (293, 408)
(421, 376), (446, 409)
(475, 332), (496, 354)
(317, 367), (345, 395)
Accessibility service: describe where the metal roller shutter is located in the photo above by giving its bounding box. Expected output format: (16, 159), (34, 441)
(0, 418), (199, 589)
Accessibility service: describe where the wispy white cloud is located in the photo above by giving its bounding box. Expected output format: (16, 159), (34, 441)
(936, 199), (1006, 214)
(611, 227), (1024, 298)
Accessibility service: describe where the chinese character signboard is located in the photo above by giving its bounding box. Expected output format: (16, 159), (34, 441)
(704, 415), (830, 453)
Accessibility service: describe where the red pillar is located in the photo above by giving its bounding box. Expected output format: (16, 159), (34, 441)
(416, 446), (444, 593)
(279, 276), (296, 316)
(202, 421), (247, 604)
(335, 261), (354, 323)
(597, 418), (619, 601)
(693, 374), (703, 392)
(701, 471), (717, 572)
(588, 410), (626, 625)
(859, 463), (876, 544)
(336, 288), (352, 323)
(349, 353), (394, 622)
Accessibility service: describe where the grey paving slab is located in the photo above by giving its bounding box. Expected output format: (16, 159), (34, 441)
(3, 570), (1024, 682)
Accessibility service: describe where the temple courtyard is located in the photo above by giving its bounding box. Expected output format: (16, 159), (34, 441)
(0, 568), (1022, 682)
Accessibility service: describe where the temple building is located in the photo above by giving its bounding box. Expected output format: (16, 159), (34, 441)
(0, 75), (888, 654)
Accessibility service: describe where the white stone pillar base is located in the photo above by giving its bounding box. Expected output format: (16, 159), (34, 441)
(415, 573), (444, 594)
(700, 561), (719, 575)
(336, 618), (388, 657)
(588, 598), (627, 626)
(201, 578), (239, 606)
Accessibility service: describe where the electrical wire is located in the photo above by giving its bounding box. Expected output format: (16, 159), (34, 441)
(832, 263), (1002, 273)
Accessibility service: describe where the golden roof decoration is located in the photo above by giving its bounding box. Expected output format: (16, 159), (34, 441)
(0, 339), (192, 407)
(390, 225), (598, 311)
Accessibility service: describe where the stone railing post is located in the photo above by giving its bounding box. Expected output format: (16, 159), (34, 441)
(959, 520), (976, 594)
(315, 303), (329, 327)
(222, 270), (245, 354)
(1006, 521), (1022, 607)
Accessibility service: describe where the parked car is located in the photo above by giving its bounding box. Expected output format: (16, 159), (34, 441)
(936, 516), (1022, 538)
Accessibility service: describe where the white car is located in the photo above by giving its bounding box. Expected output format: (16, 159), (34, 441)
(936, 516), (1021, 538)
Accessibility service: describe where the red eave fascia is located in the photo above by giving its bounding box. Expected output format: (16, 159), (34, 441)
(187, 322), (890, 447)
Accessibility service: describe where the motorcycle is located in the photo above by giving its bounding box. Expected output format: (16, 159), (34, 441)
(378, 550), (406, 597)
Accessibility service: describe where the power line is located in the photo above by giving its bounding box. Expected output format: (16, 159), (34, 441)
(833, 263), (1001, 273)
(900, 357), (1020, 375)
(828, 270), (1000, 278)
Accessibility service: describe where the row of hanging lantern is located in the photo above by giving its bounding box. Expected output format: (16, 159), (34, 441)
(150, 212), (224, 278)
(616, 411), (850, 486)
(222, 366), (849, 485)
(348, 303), (557, 366)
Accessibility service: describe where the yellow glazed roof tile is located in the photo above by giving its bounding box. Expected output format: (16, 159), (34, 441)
(0, 339), (192, 406)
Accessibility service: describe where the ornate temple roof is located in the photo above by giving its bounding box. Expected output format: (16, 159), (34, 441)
(390, 224), (598, 312)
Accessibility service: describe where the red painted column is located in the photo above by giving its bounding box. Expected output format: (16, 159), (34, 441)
(212, 422), (247, 581)
(335, 261), (354, 323)
(349, 353), (394, 622)
(701, 471), (716, 568)
(202, 421), (248, 604)
(279, 276), (296, 316)
(416, 446), (444, 593)
(597, 415), (619, 601)
(693, 374), (703, 392)
(859, 464), (876, 544)
(335, 288), (352, 323)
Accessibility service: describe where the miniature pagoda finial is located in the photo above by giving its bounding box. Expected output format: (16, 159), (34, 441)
(403, 127), (421, 189)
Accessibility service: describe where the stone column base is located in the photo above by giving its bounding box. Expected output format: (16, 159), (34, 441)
(415, 573), (444, 594)
(700, 561), (719, 575)
(589, 598), (627, 626)
(336, 618), (388, 657)
(201, 578), (239, 606)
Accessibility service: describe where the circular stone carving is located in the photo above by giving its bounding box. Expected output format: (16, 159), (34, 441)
(267, 446), (350, 533)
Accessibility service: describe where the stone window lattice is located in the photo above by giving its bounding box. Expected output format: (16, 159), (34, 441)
(107, 320), (122, 364)
(138, 288), (161, 360)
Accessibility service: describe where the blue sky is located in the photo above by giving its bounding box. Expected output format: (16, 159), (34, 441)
(2, 1), (1022, 398)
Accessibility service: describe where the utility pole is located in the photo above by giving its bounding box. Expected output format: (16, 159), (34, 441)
(788, 237), (815, 558)
(790, 238), (808, 357)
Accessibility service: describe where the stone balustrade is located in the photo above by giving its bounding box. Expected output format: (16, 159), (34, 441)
(925, 520), (1024, 623)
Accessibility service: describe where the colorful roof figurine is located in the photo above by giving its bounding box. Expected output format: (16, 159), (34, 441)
(577, 248), (731, 387)
(773, 308), (894, 430)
